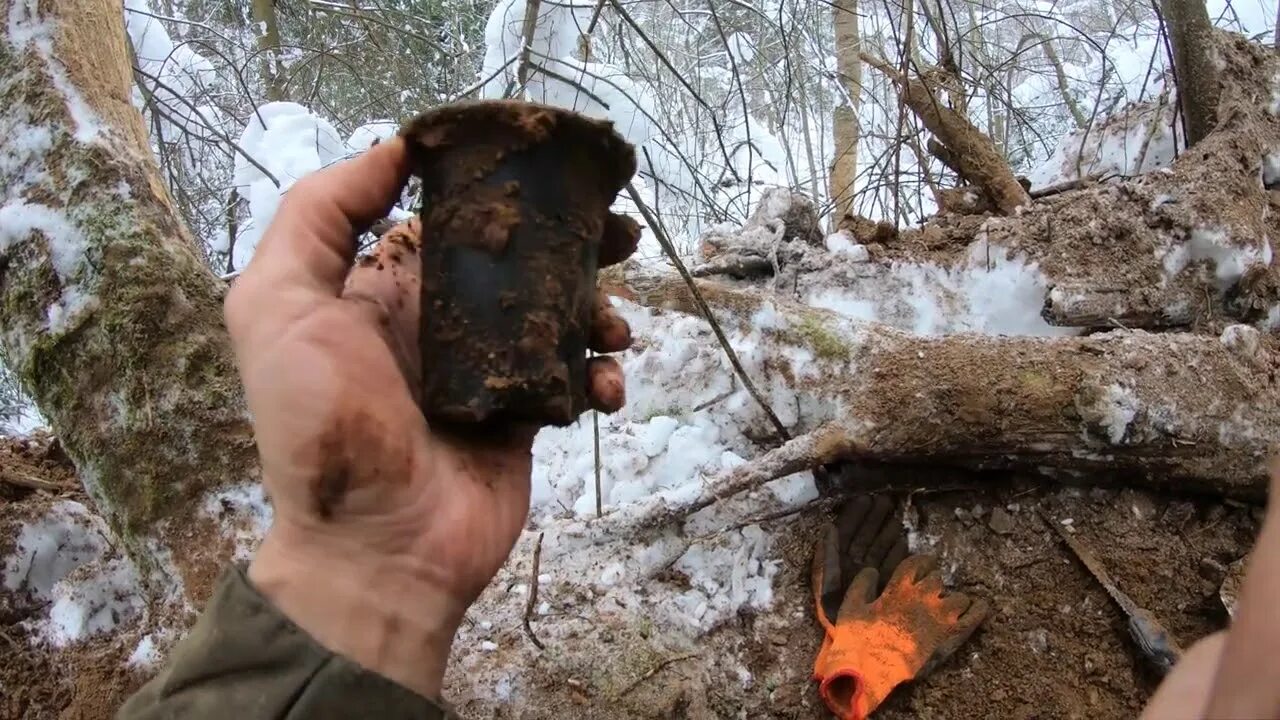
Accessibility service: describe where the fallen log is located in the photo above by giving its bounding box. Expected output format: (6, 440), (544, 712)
(600, 269), (1276, 536)
(691, 252), (774, 279)
(1042, 285), (1196, 329)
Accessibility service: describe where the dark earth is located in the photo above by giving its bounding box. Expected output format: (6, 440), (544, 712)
(0, 440), (1259, 719)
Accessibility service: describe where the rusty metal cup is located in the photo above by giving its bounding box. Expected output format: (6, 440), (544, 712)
(404, 101), (636, 429)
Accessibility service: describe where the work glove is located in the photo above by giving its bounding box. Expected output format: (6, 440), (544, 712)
(812, 496), (989, 720)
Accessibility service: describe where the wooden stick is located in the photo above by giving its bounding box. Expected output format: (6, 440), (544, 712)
(522, 531), (546, 650)
(616, 652), (700, 697)
(0, 468), (68, 492)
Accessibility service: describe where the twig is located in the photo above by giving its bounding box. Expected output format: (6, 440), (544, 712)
(592, 348), (603, 518)
(593, 410), (603, 518)
(585, 0), (607, 34)
(624, 184), (791, 443)
(0, 626), (21, 654)
(605, 0), (738, 180)
(616, 652), (700, 697)
(703, 496), (842, 538)
(1028, 174), (1113, 199)
(450, 55), (518, 101)
(522, 531), (546, 650)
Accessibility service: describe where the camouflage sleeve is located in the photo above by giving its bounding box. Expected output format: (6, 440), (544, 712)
(117, 565), (455, 720)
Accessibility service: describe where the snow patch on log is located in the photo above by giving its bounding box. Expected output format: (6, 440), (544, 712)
(1078, 384), (1140, 445)
(808, 239), (1077, 337)
(3, 500), (143, 647)
(1160, 226), (1273, 290)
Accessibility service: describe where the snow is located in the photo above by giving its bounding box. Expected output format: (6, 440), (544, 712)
(1096, 384), (1139, 445)
(346, 121), (399, 152)
(824, 231), (870, 262)
(202, 482), (273, 560)
(809, 239), (1078, 337)
(124, 0), (221, 142)
(1221, 324), (1262, 360)
(0, 202), (83, 279)
(3, 501), (143, 647)
(0, 123), (52, 192)
(521, 299), (831, 631)
(1263, 152), (1280, 189)
(1208, 0), (1276, 36)
(1161, 227), (1271, 290)
(0, 201), (99, 333)
(670, 523), (778, 619)
(1264, 304), (1280, 331)
(228, 107), (416, 267)
(127, 633), (163, 669)
(232, 102), (349, 266)
(1027, 99), (1177, 190)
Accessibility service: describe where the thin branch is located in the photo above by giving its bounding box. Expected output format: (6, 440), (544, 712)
(624, 183), (791, 443)
(131, 65), (281, 188)
(617, 653), (700, 697)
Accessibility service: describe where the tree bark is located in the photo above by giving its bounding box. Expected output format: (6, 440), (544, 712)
(829, 0), (863, 228)
(1160, 0), (1221, 147)
(252, 0), (287, 102)
(1, 0), (258, 604)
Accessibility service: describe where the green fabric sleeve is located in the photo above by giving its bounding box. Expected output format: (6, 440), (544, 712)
(117, 565), (455, 720)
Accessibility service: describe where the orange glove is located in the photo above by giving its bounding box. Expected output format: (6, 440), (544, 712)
(812, 527), (988, 720)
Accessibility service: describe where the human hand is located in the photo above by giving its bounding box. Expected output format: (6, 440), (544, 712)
(225, 138), (637, 699)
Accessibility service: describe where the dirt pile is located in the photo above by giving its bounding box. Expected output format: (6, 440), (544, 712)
(0, 436), (150, 720)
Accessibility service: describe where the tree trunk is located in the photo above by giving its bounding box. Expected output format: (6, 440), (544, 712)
(1160, 0), (1221, 147)
(1041, 34), (1087, 129)
(1, 0), (258, 605)
(829, 0), (863, 228)
(861, 53), (1032, 215)
(252, 0), (287, 102)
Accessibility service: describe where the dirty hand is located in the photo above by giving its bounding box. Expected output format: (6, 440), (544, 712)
(812, 516), (988, 720)
(224, 137), (637, 700)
